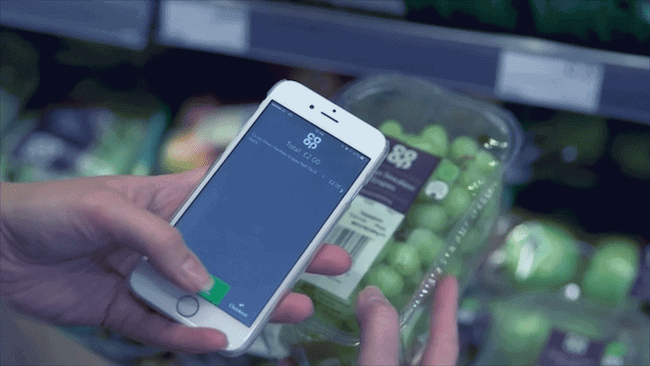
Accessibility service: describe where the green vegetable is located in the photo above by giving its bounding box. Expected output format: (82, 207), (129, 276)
(450, 136), (479, 163)
(368, 265), (404, 299)
(406, 228), (444, 266)
(390, 243), (421, 276)
(406, 203), (448, 233)
(433, 159), (460, 183)
(504, 221), (579, 289)
(379, 119), (403, 137)
(445, 255), (463, 278)
(419, 124), (448, 156)
(442, 186), (471, 218)
(497, 310), (551, 356)
(582, 237), (639, 305)
(459, 166), (487, 193)
(396, 133), (421, 147)
(474, 149), (499, 172)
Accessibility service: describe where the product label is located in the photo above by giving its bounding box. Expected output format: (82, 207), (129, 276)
(159, 0), (250, 54)
(600, 341), (627, 366)
(629, 246), (649, 302)
(301, 138), (440, 300)
(497, 51), (603, 113)
(457, 297), (491, 350)
(536, 329), (604, 366)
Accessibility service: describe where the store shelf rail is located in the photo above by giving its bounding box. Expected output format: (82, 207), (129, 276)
(157, 0), (650, 125)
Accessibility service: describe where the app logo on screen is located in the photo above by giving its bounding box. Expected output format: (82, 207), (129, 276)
(303, 133), (322, 149)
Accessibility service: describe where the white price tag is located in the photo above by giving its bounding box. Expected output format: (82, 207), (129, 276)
(159, 0), (249, 54)
(301, 196), (403, 301)
(496, 51), (603, 112)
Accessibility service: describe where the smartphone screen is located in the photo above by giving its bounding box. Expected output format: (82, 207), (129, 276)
(174, 100), (368, 326)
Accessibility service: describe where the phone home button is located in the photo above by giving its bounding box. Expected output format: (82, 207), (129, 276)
(177, 295), (199, 317)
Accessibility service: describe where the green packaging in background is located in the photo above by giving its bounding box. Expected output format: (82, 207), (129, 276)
(473, 288), (649, 366)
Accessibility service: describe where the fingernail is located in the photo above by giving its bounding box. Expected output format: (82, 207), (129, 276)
(182, 257), (213, 292)
(360, 285), (389, 304)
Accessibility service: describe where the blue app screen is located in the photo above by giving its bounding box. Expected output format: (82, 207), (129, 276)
(174, 101), (368, 326)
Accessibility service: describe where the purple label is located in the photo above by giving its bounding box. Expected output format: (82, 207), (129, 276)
(537, 330), (604, 366)
(40, 108), (97, 148)
(630, 246), (649, 301)
(13, 131), (84, 172)
(360, 137), (440, 214)
(458, 309), (490, 349)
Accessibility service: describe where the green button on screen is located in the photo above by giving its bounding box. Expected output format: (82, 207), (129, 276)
(199, 275), (231, 305)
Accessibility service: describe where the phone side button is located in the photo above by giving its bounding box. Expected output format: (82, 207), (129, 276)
(351, 185), (362, 200)
(177, 295), (199, 317)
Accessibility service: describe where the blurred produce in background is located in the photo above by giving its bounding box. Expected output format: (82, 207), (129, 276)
(502, 105), (650, 237)
(443, 212), (648, 365)
(158, 68), (346, 174)
(610, 129), (650, 180)
(404, 0), (650, 55)
(480, 213), (648, 307)
(158, 95), (255, 173)
(0, 31), (39, 133)
(3, 78), (168, 182)
(1, 31), (40, 181)
(472, 286), (648, 366)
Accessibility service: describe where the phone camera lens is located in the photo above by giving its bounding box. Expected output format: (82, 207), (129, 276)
(333, 109), (336, 113)
(310, 105), (314, 109)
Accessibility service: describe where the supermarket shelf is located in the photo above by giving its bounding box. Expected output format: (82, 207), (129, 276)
(1, 0), (647, 124)
(156, 0), (650, 124)
(0, 0), (154, 51)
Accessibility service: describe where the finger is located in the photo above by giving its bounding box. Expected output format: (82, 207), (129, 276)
(103, 286), (227, 354)
(93, 196), (212, 293)
(102, 247), (144, 277)
(148, 167), (209, 220)
(103, 167), (208, 220)
(421, 276), (460, 366)
(305, 244), (352, 276)
(356, 286), (399, 366)
(269, 292), (313, 323)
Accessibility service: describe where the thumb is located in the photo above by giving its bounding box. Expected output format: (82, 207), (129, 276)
(356, 286), (399, 366)
(99, 197), (213, 293)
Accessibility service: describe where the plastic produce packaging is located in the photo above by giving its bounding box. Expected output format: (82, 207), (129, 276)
(480, 217), (589, 294)
(3, 79), (169, 182)
(473, 287), (649, 366)
(481, 216), (649, 309)
(458, 214), (649, 365)
(280, 74), (523, 360)
(581, 236), (649, 309)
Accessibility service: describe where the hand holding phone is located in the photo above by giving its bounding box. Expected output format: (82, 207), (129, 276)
(129, 80), (388, 355)
(0, 167), (359, 355)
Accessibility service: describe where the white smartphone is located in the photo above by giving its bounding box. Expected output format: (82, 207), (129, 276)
(128, 80), (388, 356)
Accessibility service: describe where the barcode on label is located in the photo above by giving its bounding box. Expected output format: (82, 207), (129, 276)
(326, 226), (371, 261)
(301, 196), (405, 300)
